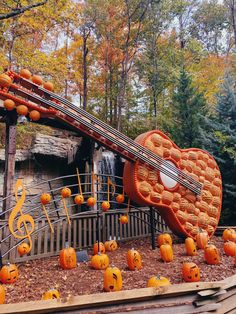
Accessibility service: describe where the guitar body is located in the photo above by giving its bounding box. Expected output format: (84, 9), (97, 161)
(123, 130), (222, 239)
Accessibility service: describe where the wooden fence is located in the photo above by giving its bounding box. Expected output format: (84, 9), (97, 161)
(1, 208), (169, 263)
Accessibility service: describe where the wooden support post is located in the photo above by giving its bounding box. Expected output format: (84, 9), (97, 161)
(149, 207), (156, 250)
(2, 111), (17, 217)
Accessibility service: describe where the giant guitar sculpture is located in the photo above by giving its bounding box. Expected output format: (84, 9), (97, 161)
(0, 70), (222, 239)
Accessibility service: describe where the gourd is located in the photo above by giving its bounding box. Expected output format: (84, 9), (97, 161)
(40, 193), (51, 205)
(101, 201), (110, 212)
(185, 237), (197, 256)
(93, 242), (105, 254)
(116, 194), (125, 203)
(87, 197), (96, 207)
(104, 240), (118, 252)
(160, 244), (174, 262)
(204, 244), (220, 265)
(147, 275), (171, 287)
(42, 289), (60, 300)
(3, 99), (15, 111)
(119, 215), (129, 224)
(157, 233), (172, 247)
(182, 262), (200, 282)
(16, 105), (28, 116)
(17, 242), (30, 256)
(0, 263), (19, 284)
(29, 110), (41, 121)
(223, 241), (236, 257)
(61, 187), (71, 198)
(127, 248), (142, 270)
(91, 253), (109, 270)
(74, 194), (84, 205)
(196, 229), (209, 249)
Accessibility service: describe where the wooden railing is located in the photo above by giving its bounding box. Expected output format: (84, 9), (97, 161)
(1, 208), (169, 263)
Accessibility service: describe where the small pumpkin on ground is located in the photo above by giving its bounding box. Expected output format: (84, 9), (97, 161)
(185, 237), (197, 256)
(196, 229), (209, 249)
(223, 241), (236, 257)
(160, 244), (174, 263)
(204, 244), (220, 265)
(147, 275), (171, 287)
(42, 289), (60, 300)
(182, 262), (200, 282)
(0, 285), (5, 304)
(91, 253), (109, 270)
(127, 248), (142, 270)
(222, 228), (236, 242)
(157, 233), (172, 247)
(104, 266), (122, 292)
(59, 245), (77, 269)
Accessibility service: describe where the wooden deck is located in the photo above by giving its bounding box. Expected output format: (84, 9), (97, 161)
(0, 274), (235, 314)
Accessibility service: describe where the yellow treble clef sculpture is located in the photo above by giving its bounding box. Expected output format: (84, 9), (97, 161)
(8, 179), (35, 253)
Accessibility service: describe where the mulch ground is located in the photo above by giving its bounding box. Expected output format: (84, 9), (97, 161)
(4, 235), (236, 304)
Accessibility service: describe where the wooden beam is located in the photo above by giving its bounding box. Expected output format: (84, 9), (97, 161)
(0, 281), (223, 314)
(2, 110), (17, 217)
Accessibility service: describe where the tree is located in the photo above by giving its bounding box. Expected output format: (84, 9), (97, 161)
(167, 69), (207, 148)
(202, 74), (236, 225)
(0, 1), (49, 20)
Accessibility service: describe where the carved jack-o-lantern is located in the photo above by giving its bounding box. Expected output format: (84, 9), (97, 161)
(42, 289), (60, 300)
(18, 242), (30, 256)
(104, 240), (118, 252)
(204, 244), (220, 265)
(182, 262), (200, 282)
(59, 246), (77, 269)
(185, 237), (197, 256)
(93, 242), (105, 254)
(147, 275), (171, 288)
(103, 266), (122, 292)
(127, 248), (142, 270)
(91, 253), (110, 270)
(0, 263), (19, 284)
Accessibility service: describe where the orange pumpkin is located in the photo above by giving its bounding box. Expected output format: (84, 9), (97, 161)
(0, 285), (5, 304)
(104, 266), (122, 292)
(4, 99), (15, 111)
(16, 105), (28, 116)
(40, 193), (51, 205)
(42, 289), (60, 300)
(0, 73), (12, 87)
(182, 262), (200, 282)
(196, 230), (209, 249)
(20, 69), (31, 79)
(127, 248), (142, 270)
(160, 244), (174, 263)
(204, 244), (220, 265)
(116, 194), (125, 203)
(59, 246), (77, 269)
(87, 197), (96, 207)
(61, 187), (71, 198)
(104, 240), (118, 252)
(147, 275), (171, 287)
(185, 237), (197, 256)
(32, 75), (43, 85)
(119, 215), (129, 224)
(0, 263), (19, 284)
(223, 241), (236, 257)
(101, 201), (110, 212)
(157, 233), (172, 247)
(74, 194), (84, 205)
(17, 242), (30, 256)
(222, 228), (236, 242)
(29, 110), (41, 121)
(93, 242), (105, 254)
(43, 81), (54, 91)
(91, 253), (109, 270)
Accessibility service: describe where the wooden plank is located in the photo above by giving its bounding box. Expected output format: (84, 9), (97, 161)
(0, 281), (223, 314)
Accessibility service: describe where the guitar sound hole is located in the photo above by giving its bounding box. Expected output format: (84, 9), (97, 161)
(159, 160), (178, 190)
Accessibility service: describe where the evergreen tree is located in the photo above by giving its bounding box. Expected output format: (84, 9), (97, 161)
(167, 69), (207, 148)
(202, 75), (236, 225)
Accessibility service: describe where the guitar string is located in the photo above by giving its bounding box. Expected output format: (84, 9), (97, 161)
(10, 77), (201, 194)
(13, 73), (202, 191)
(9, 79), (201, 195)
(37, 84), (202, 190)
(10, 86), (200, 195)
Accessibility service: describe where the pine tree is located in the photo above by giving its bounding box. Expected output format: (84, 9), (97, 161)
(168, 69), (207, 149)
(202, 75), (236, 225)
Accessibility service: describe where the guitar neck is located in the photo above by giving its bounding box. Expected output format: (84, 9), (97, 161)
(5, 72), (201, 195)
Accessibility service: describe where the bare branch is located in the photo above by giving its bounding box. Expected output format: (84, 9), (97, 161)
(0, 0), (49, 20)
